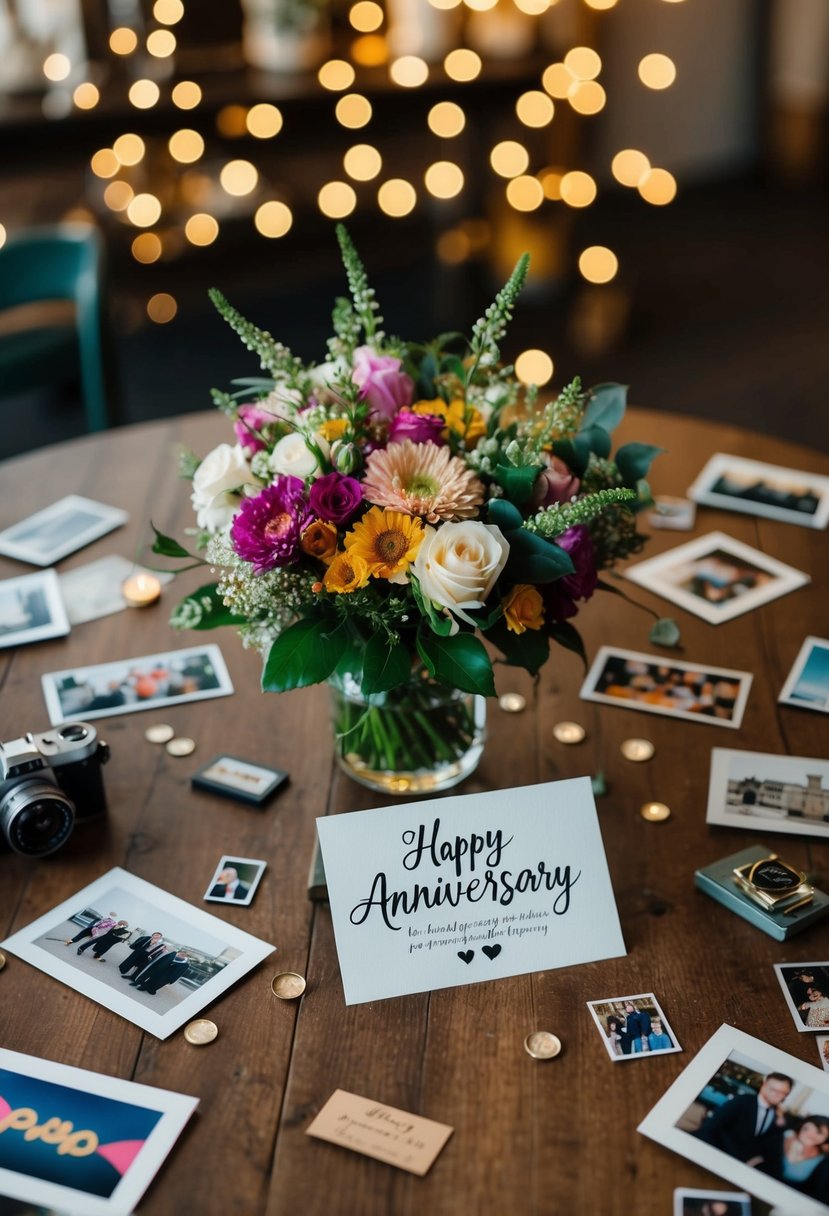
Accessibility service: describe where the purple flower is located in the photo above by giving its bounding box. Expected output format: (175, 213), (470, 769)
(308, 472), (363, 525)
(530, 454), (580, 509)
(388, 410), (445, 446)
(230, 477), (311, 572)
(542, 526), (598, 622)
(233, 404), (277, 455)
(352, 346), (414, 420)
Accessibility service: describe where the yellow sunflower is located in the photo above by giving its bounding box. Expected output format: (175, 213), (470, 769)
(345, 506), (424, 580)
(323, 550), (370, 594)
(412, 398), (486, 446)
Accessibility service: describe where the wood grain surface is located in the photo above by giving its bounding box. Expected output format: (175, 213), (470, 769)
(0, 409), (826, 1216)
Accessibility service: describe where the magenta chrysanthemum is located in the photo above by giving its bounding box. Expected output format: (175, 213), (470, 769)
(230, 476), (311, 572)
(361, 440), (485, 524)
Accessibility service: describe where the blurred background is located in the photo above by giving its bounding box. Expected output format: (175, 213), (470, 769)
(1, 0), (828, 460)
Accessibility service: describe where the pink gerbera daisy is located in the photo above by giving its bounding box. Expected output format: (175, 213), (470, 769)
(362, 439), (485, 523)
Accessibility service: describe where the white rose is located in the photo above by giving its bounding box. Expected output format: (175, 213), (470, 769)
(414, 522), (509, 626)
(268, 432), (329, 480)
(191, 443), (258, 533)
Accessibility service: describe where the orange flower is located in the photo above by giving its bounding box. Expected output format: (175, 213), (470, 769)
(502, 584), (544, 634)
(412, 398), (486, 446)
(301, 520), (338, 563)
(323, 550), (370, 594)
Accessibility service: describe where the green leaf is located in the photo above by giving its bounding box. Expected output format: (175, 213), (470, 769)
(582, 383), (627, 433)
(505, 532), (574, 584)
(552, 435), (591, 478)
(488, 618), (550, 676)
(577, 424), (612, 460)
(547, 620), (587, 669)
(416, 631), (496, 697)
(150, 523), (194, 560)
(361, 634), (412, 695)
(488, 498), (524, 531)
(615, 442), (664, 487)
(262, 617), (347, 692)
(649, 617), (682, 649)
(173, 584), (245, 630)
(410, 576), (455, 636)
(494, 462), (544, 507)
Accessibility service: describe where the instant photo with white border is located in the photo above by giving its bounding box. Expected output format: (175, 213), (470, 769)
(0, 569), (69, 649)
(687, 453), (829, 530)
(706, 749), (829, 841)
(779, 637), (829, 715)
(0, 496), (129, 566)
(817, 1036), (829, 1073)
(0, 1047), (197, 1215)
(586, 991), (682, 1062)
(774, 963), (829, 1034)
(579, 646), (753, 730)
(624, 532), (809, 625)
(41, 644), (234, 724)
(58, 556), (174, 626)
(0, 867), (274, 1040)
(638, 1023), (829, 1216)
(203, 856), (266, 907)
(672, 1187), (751, 1216)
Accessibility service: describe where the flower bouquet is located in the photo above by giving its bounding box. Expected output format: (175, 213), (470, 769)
(157, 226), (661, 793)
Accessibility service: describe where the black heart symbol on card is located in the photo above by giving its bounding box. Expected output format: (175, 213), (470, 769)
(457, 950), (474, 964)
(482, 945), (502, 961)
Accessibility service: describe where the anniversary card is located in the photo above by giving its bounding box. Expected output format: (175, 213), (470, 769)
(0, 1048), (197, 1216)
(1, 867), (275, 1040)
(316, 777), (626, 1006)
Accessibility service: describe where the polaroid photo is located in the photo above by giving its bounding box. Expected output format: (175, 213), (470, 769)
(0, 496), (129, 567)
(625, 532), (809, 625)
(779, 637), (829, 715)
(0, 570), (69, 650)
(0, 1047), (197, 1216)
(203, 856), (266, 907)
(649, 495), (697, 532)
(58, 556), (174, 626)
(817, 1037), (829, 1073)
(688, 453), (829, 530)
(638, 1023), (829, 1215)
(706, 749), (829, 842)
(580, 646), (752, 730)
(41, 644), (233, 725)
(774, 964), (829, 1033)
(587, 992), (682, 1062)
(192, 755), (289, 807)
(673, 1188), (752, 1216)
(0, 867), (274, 1040)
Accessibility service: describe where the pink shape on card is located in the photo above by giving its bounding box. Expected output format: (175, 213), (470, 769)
(96, 1139), (145, 1175)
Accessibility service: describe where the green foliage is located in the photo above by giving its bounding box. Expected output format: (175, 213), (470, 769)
(469, 253), (530, 372)
(493, 461), (543, 506)
(360, 633), (413, 695)
(328, 296), (361, 359)
(336, 224), (383, 340)
(488, 498), (575, 583)
(547, 620), (587, 668)
(416, 631), (496, 697)
(150, 524), (196, 560)
(525, 487), (637, 540)
(615, 442), (665, 488)
(581, 383), (628, 434)
(170, 584), (246, 631)
(262, 616), (348, 691)
(208, 288), (304, 381)
(177, 447), (201, 480)
(488, 618), (550, 676)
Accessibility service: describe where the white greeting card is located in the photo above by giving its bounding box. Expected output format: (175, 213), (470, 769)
(316, 777), (626, 1006)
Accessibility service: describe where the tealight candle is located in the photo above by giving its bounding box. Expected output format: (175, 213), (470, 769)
(122, 573), (162, 608)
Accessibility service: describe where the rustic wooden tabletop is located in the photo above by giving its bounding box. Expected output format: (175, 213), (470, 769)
(1, 408), (826, 1215)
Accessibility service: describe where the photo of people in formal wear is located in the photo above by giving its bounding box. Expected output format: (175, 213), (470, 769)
(587, 993), (681, 1062)
(775, 963), (829, 1032)
(673, 1188), (751, 1216)
(203, 856), (266, 907)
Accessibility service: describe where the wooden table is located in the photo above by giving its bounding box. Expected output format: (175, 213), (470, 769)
(1, 409), (827, 1215)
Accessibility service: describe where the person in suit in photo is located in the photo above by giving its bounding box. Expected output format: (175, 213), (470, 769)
(88, 920), (130, 960)
(695, 1071), (793, 1162)
(131, 949), (190, 995)
(119, 932), (166, 978)
(209, 865), (249, 901)
(620, 1002), (652, 1055)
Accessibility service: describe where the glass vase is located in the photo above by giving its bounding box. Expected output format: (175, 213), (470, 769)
(329, 672), (486, 796)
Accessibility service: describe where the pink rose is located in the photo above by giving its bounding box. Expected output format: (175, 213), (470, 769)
(352, 346), (414, 420)
(388, 410), (445, 446)
(530, 454), (580, 509)
(233, 403), (278, 455)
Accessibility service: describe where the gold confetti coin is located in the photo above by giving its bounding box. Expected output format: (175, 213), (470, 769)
(621, 738), (655, 762)
(640, 801), (671, 823)
(552, 721), (586, 745)
(166, 736), (196, 757)
(271, 972), (306, 1000)
(499, 693), (526, 713)
(0, 950), (6, 972)
(524, 1031), (562, 1060)
(145, 723), (175, 744)
(183, 1018), (218, 1045)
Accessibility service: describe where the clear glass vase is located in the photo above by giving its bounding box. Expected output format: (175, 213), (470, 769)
(329, 671), (486, 796)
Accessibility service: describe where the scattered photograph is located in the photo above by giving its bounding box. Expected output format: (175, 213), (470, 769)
(673, 1188), (751, 1216)
(625, 532), (809, 624)
(0, 867), (275, 1039)
(649, 495), (697, 531)
(580, 646), (752, 730)
(774, 964), (829, 1032)
(817, 1036), (829, 1074)
(58, 555), (174, 626)
(0, 496), (129, 567)
(779, 637), (829, 715)
(638, 1023), (829, 1213)
(191, 755), (289, 807)
(688, 453), (829, 530)
(203, 856), (266, 907)
(587, 992), (682, 1062)
(0, 1047), (197, 1215)
(0, 570), (69, 650)
(706, 749), (829, 840)
(40, 644), (234, 725)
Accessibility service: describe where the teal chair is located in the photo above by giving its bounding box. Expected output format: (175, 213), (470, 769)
(0, 224), (119, 432)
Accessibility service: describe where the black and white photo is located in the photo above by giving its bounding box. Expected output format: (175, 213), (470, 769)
(0, 570), (69, 649)
(706, 749), (829, 840)
(0, 496), (129, 566)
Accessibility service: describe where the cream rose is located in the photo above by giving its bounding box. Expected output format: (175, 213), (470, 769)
(268, 432), (329, 480)
(191, 443), (258, 533)
(414, 522), (509, 626)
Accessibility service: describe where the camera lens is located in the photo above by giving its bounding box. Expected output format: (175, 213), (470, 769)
(0, 781), (74, 856)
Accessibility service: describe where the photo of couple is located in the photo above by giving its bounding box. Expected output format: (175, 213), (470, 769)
(776, 964), (829, 1031)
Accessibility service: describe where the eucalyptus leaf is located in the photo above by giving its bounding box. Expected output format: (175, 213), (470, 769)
(615, 442), (665, 488)
(649, 617), (682, 649)
(577, 424), (612, 460)
(582, 382), (627, 433)
(505, 532), (575, 584)
(488, 498), (524, 531)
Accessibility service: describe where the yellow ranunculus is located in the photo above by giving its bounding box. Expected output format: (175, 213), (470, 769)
(502, 584), (545, 634)
(323, 550), (370, 593)
(412, 398), (486, 446)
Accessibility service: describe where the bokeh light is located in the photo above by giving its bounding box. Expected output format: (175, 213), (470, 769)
(185, 214), (219, 246)
(515, 349), (554, 386)
(560, 170), (597, 207)
(216, 105), (248, 137)
(637, 167), (677, 204)
(103, 181), (134, 211)
(127, 193), (162, 227)
(255, 201), (293, 237)
(424, 161), (464, 199)
(335, 94), (373, 128)
(147, 29), (176, 57)
(516, 91), (554, 128)
(318, 181), (357, 218)
(172, 81), (202, 109)
(612, 149), (651, 187)
(506, 176), (544, 211)
(444, 49), (481, 82)
(350, 1), (384, 31)
(343, 144), (383, 181)
(168, 129), (204, 163)
(390, 56), (429, 87)
(351, 36), (388, 67)
(578, 245), (619, 283)
(568, 81), (606, 114)
(109, 28), (138, 55)
(91, 149), (119, 178)
(132, 233), (162, 263)
(377, 179), (416, 216)
(428, 101), (466, 137)
(542, 63), (575, 99)
(147, 293), (177, 323)
(113, 133), (145, 166)
(73, 82), (99, 109)
(154, 0), (184, 22)
(43, 54), (71, 82)
(564, 47), (601, 80)
(246, 103), (283, 138)
(490, 141), (529, 179)
(220, 160), (259, 196)
(638, 53), (676, 89)
(318, 60), (356, 91)
(129, 79), (160, 109)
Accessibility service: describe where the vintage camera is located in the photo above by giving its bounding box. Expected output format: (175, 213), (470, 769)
(0, 723), (109, 857)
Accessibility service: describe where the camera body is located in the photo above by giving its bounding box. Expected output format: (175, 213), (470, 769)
(0, 723), (109, 857)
